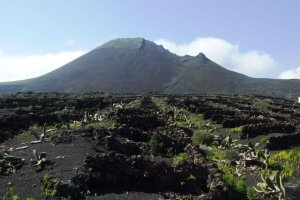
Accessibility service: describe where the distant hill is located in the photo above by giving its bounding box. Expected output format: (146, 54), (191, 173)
(1, 38), (300, 98)
(0, 79), (31, 93)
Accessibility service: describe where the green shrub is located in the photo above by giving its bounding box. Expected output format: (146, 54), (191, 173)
(166, 147), (175, 157)
(12, 196), (21, 200)
(149, 135), (163, 155)
(85, 119), (115, 129)
(252, 99), (273, 113)
(209, 148), (239, 161)
(173, 108), (206, 128)
(192, 130), (214, 146)
(231, 126), (243, 133)
(173, 152), (189, 164)
(236, 179), (246, 193)
(2, 187), (12, 200)
(223, 173), (235, 187)
(44, 188), (57, 198)
(269, 147), (300, 178)
(2, 187), (20, 200)
(43, 173), (51, 185)
(246, 186), (255, 200)
(209, 148), (248, 198)
(43, 173), (57, 198)
(259, 136), (269, 144)
(223, 149), (240, 161)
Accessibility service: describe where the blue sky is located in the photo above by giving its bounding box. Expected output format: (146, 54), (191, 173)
(0, 0), (300, 81)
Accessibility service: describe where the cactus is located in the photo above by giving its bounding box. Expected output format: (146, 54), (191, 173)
(231, 142), (271, 176)
(254, 171), (286, 200)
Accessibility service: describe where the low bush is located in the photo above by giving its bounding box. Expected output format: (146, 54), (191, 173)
(230, 126), (244, 133)
(236, 179), (246, 193)
(148, 135), (164, 155)
(2, 187), (21, 200)
(173, 152), (189, 164)
(252, 98), (274, 113)
(224, 173), (235, 187)
(223, 149), (240, 161)
(259, 136), (269, 144)
(85, 119), (115, 129)
(192, 130), (214, 146)
(246, 186), (255, 200)
(43, 173), (57, 198)
(269, 148), (300, 178)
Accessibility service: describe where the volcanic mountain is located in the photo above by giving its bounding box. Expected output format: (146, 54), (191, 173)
(1, 38), (300, 98)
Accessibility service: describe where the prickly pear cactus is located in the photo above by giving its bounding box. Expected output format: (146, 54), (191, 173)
(254, 171), (286, 200)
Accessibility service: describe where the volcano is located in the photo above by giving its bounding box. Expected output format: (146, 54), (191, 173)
(1, 38), (300, 98)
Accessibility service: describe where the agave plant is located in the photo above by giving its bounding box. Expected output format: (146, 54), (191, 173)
(222, 134), (238, 148)
(213, 133), (238, 149)
(254, 171), (286, 200)
(31, 149), (50, 172)
(257, 148), (270, 168)
(213, 133), (225, 146)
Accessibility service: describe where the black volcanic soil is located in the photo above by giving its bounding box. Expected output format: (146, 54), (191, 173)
(0, 133), (94, 199)
(0, 93), (300, 200)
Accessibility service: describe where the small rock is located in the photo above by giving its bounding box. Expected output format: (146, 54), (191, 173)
(40, 152), (47, 159)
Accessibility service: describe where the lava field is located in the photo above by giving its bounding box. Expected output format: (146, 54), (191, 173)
(0, 92), (300, 200)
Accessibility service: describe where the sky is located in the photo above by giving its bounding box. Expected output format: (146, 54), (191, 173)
(0, 0), (300, 81)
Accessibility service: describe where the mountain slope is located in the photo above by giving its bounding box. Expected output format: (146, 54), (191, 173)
(1, 38), (300, 98)
(165, 53), (249, 94)
(22, 38), (181, 93)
